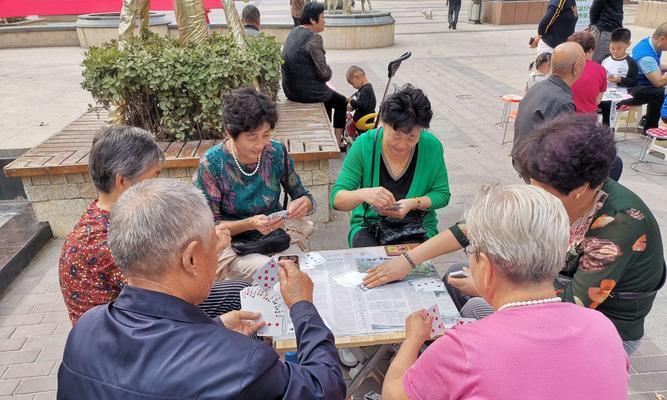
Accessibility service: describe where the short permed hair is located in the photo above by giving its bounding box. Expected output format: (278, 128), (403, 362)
(567, 31), (596, 53)
(299, 2), (325, 25)
(611, 27), (631, 43)
(379, 84), (433, 131)
(89, 126), (164, 194)
(512, 114), (616, 195)
(222, 87), (278, 139)
(241, 4), (260, 23)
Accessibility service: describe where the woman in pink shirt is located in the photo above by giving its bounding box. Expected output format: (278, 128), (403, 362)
(382, 185), (628, 400)
(569, 31), (608, 113)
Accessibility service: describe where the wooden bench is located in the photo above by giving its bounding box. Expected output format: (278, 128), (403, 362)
(4, 99), (340, 236)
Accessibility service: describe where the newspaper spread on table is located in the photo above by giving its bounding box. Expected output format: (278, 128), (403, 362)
(271, 247), (462, 339)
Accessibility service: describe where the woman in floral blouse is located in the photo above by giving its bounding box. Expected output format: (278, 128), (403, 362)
(59, 126), (249, 325)
(363, 114), (664, 355)
(193, 87), (315, 282)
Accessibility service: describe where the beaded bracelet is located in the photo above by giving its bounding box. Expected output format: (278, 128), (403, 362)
(402, 251), (417, 269)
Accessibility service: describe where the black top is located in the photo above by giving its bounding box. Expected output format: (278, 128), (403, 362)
(538, 0), (578, 48)
(379, 145), (418, 201)
(281, 27), (333, 103)
(590, 0), (623, 32)
(350, 83), (377, 122)
(514, 75), (575, 147)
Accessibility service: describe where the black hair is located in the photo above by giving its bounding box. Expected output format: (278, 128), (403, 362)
(513, 114), (616, 195)
(222, 87), (278, 139)
(299, 2), (325, 25)
(379, 84), (433, 131)
(611, 28), (631, 43)
(529, 52), (551, 71)
(241, 4), (260, 23)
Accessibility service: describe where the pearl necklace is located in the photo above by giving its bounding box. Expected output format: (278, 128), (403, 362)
(497, 297), (561, 312)
(229, 141), (262, 177)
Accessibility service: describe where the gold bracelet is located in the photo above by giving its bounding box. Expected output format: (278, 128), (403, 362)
(414, 197), (422, 209)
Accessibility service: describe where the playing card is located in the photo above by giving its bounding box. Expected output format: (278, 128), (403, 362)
(409, 278), (446, 293)
(354, 283), (371, 294)
(300, 252), (326, 270)
(333, 271), (367, 288)
(385, 243), (419, 256)
(252, 258), (281, 290)
(424, 304), (445, 338)
(240, 286), (287, 337)
(268, 210), (289, 220)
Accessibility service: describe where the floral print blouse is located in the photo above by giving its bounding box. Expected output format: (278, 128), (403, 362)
(450, 179), (664, 341)
(58, 201), (126, 325)
(193, 140), (314, 222)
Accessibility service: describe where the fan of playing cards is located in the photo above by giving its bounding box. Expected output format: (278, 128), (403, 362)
(240, 253), (327, 336)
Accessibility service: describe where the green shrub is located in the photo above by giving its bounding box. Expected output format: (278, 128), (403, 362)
(81, 32), (283, 141)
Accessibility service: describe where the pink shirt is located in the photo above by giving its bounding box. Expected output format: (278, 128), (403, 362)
(571, 59), (608, 113)
(403, 302), (628, 400)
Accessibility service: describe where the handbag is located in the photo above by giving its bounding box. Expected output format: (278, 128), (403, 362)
(362, 131), (427, 246)
(231, 144), (292, 256)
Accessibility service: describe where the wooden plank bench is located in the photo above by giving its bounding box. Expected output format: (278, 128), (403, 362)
(3, 98), (340, 236)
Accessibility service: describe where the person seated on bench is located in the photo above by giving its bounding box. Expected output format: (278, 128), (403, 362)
(330, 84), (451, 248)
(58, 126), (249, 325)
(381, 184), (628, 400)
(281, 2), (347, 149)
(58, 179), (345, 400)
(364, 114), (665, 356)
(193, 87), (315, 283)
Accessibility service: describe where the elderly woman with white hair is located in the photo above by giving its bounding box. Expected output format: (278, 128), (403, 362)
(58, 179), (345, 399)
(381, 185), (628, 400)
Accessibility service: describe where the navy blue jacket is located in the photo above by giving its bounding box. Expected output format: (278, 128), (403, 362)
(57, 286), (345, 400)
(538, 0), (578, 48)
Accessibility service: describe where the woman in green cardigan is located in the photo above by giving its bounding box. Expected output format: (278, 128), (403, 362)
(330, 85), (451, 247)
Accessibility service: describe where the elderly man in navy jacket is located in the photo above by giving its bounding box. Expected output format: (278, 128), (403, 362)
(57, 179), (345, 400)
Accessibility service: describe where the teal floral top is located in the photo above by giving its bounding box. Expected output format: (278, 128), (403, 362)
(193, 140), (314, 222)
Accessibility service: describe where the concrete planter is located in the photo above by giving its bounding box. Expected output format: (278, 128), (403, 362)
(635, 0), (667, 28)
(76, 12), (171, 48)
(482, 0), (548, 25)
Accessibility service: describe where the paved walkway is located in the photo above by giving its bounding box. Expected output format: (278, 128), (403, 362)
(1, 0), (666, 398)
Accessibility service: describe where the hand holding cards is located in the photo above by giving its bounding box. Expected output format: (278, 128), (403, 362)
(424, 304), (445, 338)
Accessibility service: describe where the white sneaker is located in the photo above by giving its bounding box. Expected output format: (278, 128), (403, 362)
(339, 348), (359, 368)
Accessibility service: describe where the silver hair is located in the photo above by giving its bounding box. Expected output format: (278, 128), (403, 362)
(464, 184), (569, 283)
(89, 126), (165, 194)
(109, 178), (215, 277)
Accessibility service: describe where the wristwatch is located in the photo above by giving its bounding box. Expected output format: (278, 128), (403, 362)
(402, 251), (417, 269)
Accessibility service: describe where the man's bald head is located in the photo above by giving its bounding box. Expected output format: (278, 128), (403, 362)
(551, 42), (586, 83)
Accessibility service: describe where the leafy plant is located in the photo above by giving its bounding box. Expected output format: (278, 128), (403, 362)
(81, 32), (283, 141)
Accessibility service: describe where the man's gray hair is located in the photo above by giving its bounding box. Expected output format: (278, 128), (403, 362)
(89, 126), (165, 194)
(464, 184), (569, 283)
(653, 22), (667, 39)
(109, 179), (215, 277)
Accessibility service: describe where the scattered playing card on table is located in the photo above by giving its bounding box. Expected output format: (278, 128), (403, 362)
(252, 258), (280, 290)
(301, 252), (326, 269)
(268, 210), (289, 220)
(424, 304), (445, 338)
(354, 283), (371, 294)
(409, 278), (446, 292)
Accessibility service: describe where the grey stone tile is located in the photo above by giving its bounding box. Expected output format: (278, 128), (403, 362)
(14, 376), (58, 394)
(0, 379), (20, 395)
(35, 347), (64, 363)
(34, 392), (56, 400)
(0, 328), (15, 340)
(632, 356), (667, 374)
(3, 361), (55, 379)
(41, 312), (69, 324)
(634, 340), (666, 357)
(627, 392), (667, 400)
(21, 334), (68, 352)
(630, 372), (667, 393)
(0, 396), (35, 400)
(10, 324), (58, 339)
(0, 338), (27, 352)
(0, 350), (40, 366)
(0, 314), (46, 328)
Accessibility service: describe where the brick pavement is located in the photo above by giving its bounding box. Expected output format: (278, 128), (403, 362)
(1, 0), (667, 397)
